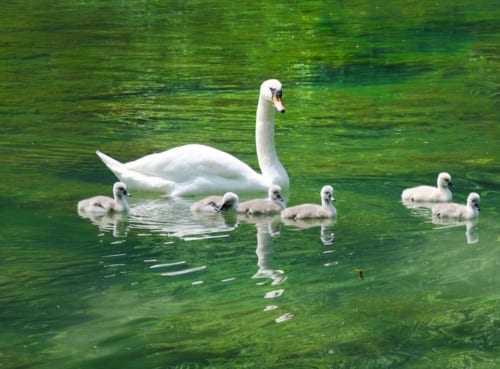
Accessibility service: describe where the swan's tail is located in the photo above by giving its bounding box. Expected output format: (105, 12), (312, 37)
(96, 150), (176, 194)
(96, 150), (123, 172)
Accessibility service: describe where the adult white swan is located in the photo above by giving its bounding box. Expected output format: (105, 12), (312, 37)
(96, 79), (289, 197)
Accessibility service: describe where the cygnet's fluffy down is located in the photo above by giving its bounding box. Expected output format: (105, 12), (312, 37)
(78, 182), (131, 213)
(281, 185), (336, 220)
(236, 185), (285, 215)
(190, 192), (239, 212)
(401, 172), (453, 202)
(432, 192), (480, 220)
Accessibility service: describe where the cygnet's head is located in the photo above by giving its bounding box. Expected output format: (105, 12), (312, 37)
(269, 184), (284, 203)
(260, 79), (285, 113)
(467, 192), (480, 210)
(113, 182), (131, 198)
(321, 185), (335, 202)
(437, 172), (453, 189)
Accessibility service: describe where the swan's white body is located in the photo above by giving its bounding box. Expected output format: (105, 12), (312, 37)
(190, 192), (239, 212)
(401, 172), (453, 202)
(78, 182), (131, 214)
(237, 185), (285, 215)
(432, 192), (480, 220)
(281, 185), (336, 220)
(96, 79), (289, 197)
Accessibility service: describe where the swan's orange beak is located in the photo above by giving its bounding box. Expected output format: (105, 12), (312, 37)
(273, 95), (285, 113)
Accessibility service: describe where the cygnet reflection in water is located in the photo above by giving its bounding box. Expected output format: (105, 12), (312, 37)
(432, 217), (479, 245)
(127, 197), (238, 240)
(78, 210), (130, 238)
(281, 217), (336, 245)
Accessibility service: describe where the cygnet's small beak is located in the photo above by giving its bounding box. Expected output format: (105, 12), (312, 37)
(124, 190), (132, 197)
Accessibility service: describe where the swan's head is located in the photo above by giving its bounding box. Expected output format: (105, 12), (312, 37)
(113, 181), (131, 198)
(260, 79), (285, 113)
(321, 185), (335, 202)
(269, 184), (284, 203)
(467, 192), (480, 211)
(437, 172), (453, 189)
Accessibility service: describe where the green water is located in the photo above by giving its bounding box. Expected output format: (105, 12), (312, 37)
(0, 1), (498, 368)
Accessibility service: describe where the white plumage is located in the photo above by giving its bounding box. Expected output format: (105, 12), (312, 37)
(237, 185), (285, 215)
(96, 79), (289, 197)
(432, 192), (480, 220)
(401, 172), (453, 202)
(281, 185), (336, 220)
(77, 182), (131, 214)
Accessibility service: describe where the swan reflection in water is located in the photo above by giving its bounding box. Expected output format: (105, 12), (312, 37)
(281, 217), (336, 245)
(79, 196), (238, 240)
(402, 200), (479, 244)
(237, 213), (286, 286)
(238, 213), (293, 323)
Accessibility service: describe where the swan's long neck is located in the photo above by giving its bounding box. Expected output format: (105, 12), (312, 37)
(114, 192), (129, 211)
(255, 98), (289, 188)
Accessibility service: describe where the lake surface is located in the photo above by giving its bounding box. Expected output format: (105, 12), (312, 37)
(0, 1), (498, 368)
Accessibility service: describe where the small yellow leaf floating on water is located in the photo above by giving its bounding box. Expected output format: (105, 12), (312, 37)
(354, 268), (364, 280)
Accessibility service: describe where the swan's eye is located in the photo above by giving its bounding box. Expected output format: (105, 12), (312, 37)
(269, 88), (282, 98)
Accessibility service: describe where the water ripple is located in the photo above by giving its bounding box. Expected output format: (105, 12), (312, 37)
(160, 265), (207, 277)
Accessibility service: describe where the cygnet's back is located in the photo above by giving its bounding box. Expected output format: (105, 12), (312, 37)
(281, 185), (336, 220)
(432, 192), (480, 220)
(237, 185), (285, 215)
(78, 182), (131, 214)
(401, 172), (453, 202)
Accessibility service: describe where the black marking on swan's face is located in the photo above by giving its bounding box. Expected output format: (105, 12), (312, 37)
(269, 87), (285, 113)
(270, 88), (282, 99)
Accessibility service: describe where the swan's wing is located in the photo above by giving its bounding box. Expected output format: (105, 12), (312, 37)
(98, 144), (271, 196)
(126, 144), (256, 177)
(125, 144), (269, 193)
